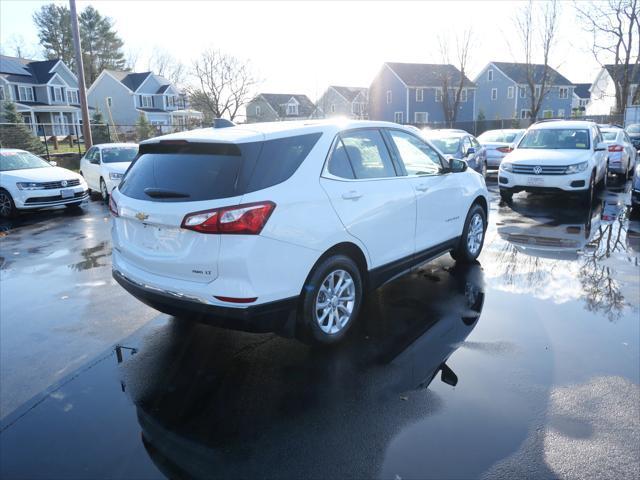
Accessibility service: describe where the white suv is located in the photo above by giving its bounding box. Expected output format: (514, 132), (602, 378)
(499, 120), (607, 204)
(110, 120), (489, 344)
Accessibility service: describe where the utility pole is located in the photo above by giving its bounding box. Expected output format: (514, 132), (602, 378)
(69, 0), (92, 149)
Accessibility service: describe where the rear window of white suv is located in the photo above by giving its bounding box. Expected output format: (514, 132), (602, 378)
(118, 133), (321, 202)
(519, 128), (590, 150)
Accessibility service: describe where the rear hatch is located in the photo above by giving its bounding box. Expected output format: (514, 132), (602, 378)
(113, 141), (261, 283)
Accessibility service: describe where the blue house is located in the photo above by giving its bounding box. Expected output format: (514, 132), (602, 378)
(474, 62), (574, 120)
(369, 62), (476, 124)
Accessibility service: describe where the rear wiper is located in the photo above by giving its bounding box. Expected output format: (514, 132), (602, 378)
(144, 188), (190, 199)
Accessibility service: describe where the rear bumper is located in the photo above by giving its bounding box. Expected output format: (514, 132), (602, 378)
(113, 267), (298, 333)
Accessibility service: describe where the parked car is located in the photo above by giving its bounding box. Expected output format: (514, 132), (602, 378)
(632, 163), (640, 215)
(0, 149), (88, 218)
(422, 129), (488, 177)
(625, 123), (640, 150)
(477, 129), (525, 170)
(498, 120), (607, 205)
(110, 120), (489, 345)
(79, 143), (138, 201)
(600, 126), (637, 179)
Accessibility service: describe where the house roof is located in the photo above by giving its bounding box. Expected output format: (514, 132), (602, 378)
(0, 55), (60, 84)
(491, 62), (573, 86)
(331, 86), (367, 102)
(137, 107), (169, 113)
(258, 93), (316, 117)
(573, 83), (591, 99)
(603, 64), (640, 84)
(156, 84), (172, 94)
(385, 62), (475, 87)
(105, 70), (153, 91)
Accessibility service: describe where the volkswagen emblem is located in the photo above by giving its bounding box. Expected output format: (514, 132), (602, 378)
(61, 180), (68, 187)
(135, 212), (149, 221)
(533, 166), (543, 175)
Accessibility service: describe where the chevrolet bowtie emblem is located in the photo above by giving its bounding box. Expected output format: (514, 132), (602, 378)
(135, 212), (149, 221)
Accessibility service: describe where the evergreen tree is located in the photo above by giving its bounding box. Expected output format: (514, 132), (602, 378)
(136, 114), (155, 142)
(90, 111), (111, 144)
(0, 101), (46, 155)
(33, 4), (74, 66)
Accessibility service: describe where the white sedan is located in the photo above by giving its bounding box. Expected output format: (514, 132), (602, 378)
(600, 127), (637, 179)
(0, 149), (88, 218)
(79, 143), (138, 201)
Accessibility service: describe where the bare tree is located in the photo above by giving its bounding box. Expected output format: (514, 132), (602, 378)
(4, 34), (38, 59)
(187, 49), (258, 122)
(148, 47), (186, 86)
(124, 47), (141, 72)
(575, 0), (640, 114)
(437, 29), (474, 123)
(514, 0), (559, 119)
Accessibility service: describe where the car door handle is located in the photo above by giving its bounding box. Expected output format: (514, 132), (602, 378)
(342, 190), (363, 200)
(416, 184), (430, 192)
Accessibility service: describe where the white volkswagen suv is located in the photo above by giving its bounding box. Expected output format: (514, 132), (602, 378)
(499, 120), (607, 204)
(110, 120), (489, 344)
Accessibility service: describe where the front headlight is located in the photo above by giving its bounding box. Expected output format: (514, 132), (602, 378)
(565, 161), (588, 174)
(16, 182), (42, 190)
(500, 162), (513, 172)
(109, 172), (123, 181)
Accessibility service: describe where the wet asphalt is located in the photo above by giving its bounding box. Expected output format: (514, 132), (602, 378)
(0, 179), (639, 479)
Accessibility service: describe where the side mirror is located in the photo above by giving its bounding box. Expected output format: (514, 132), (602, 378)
(466, 146), (476, 156)
(49, 160), (57, 166)
(448, 158), (468, 173)
(595, 142), (607, 152)
(440, 363), (458, 387)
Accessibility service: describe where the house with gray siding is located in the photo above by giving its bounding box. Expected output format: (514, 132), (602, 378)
(0, 55), (82, 136)
(474, 62), (574, 120)
(314, 86), (368, 119)
(87, 70), (201, 131)
(368, 62), (476, 124)
(246, 93), (315, 123)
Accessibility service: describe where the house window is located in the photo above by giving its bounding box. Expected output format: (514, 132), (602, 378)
(534, 85), (541, 99)
(331, 104), (336, 113)
(394, 111), (403, 124)
(255, 105), (261, 116)
(416, 88), (424, 102)
(559, 87), (569, 99)
(286, 103), (298, 115)
(543, 110), (553, 118)
(460, 89), (468, 103)
(520, 109), (532, 119)
(519, 87), (526, 98)
(435, 88), (443, 102)
(487, 69), (493, 81)
(386, 90), (392, 104)
(414, 112), (428, 124)
(53, 87), (63, 102)
(491, 88), (497, 101)
(507, 86), (514, 99)
(0, 86), (4, 101)
(18, 86), (34, 102)
(558, 109), (565, 118)
(140, 95), (153, 108)
(106, 97), (113, 107)
(66, 90), (79, 104)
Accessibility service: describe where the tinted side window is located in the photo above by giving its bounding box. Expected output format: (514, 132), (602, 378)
(339, 130), (396, 179)
(388, 129), (442, 175)
(462, 137), (472, 153)
(327, 138), (355, 179)
(246, 133), (322, 192)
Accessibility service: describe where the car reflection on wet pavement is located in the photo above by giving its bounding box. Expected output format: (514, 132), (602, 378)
(0, 184), (638, 479)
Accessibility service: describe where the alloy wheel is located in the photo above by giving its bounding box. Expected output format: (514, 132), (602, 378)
(100, 180), (108, 201)
(0, 192), (12, 217)
(315, 269), (356, 335)
(467, 213), (484, 255)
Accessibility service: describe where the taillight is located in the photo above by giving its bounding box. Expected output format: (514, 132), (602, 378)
(109, 195), (119, 217)
(181, 201), (275, 234)
(497, 146), (513, 153)
(608, 144), (623, 152)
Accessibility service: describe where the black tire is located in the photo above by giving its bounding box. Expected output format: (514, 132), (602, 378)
(499, 188), (513, 202)
(0, 188), (17, 218)
(580, 172), (596, 206)
(451, 204), (487, 263)
(100, 178), (109, 203)
(298, 254), (363, 346)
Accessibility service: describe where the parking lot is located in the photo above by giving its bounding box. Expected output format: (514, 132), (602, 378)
(1, 180), (639, 479)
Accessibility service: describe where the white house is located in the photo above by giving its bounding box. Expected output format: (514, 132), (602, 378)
(588, 64), (640, 115)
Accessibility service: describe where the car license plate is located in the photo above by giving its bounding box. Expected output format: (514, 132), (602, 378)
(526, 177), (545, 186)
(60, 188), (74, 198)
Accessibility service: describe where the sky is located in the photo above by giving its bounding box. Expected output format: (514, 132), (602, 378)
(0, 0), (607, 102)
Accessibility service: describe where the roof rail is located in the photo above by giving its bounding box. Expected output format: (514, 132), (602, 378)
(532, 118), (596, 126)
(213, 118), (235, 129)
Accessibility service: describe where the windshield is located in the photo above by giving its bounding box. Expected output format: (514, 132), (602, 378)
(429, 137), (460, 155)
(602, 132), (618, 141)
(0, 151), (51, 171)
(101, 147), (138, 163)
(519, 128), (591, 150)
(627, 124), (640, 134)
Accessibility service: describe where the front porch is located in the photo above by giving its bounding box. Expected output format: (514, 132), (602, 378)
(17, 105), (81, 138)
